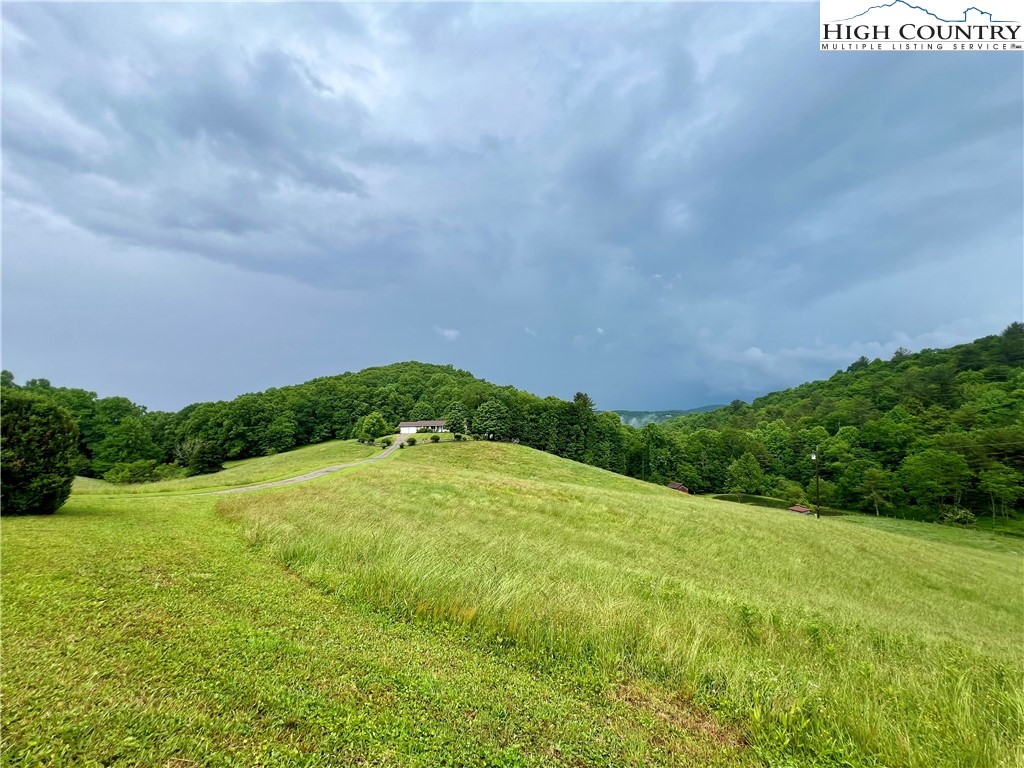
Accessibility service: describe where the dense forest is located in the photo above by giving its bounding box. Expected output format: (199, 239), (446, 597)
(3, 323), (1022, 525)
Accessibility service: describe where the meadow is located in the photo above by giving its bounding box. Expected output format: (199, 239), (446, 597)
(3, 440), (1021, 767)
(71, 438), (376, 495)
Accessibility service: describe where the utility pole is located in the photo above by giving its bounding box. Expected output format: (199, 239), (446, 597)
(811, 446), (821, 519)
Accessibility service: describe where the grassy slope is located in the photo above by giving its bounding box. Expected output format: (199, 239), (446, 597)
(221, 442), (1023, 768)
(3, 441), (1021, 767)
(72, 438), (377, 495)
(1, 494), (748, 767)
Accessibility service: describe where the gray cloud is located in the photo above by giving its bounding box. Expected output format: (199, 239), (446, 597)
(2, 3), (1021, 411)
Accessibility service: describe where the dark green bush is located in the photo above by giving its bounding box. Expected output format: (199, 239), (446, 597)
(104, 460), (160, 484)
(430, 434), (440, 443)
(1, 389), (79, 515)
(407, 437), (417, 446)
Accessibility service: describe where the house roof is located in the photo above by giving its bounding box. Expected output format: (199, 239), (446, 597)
(666, 482), (689, 492)
(788, 505), (812, 513)
(398, 420), (447, 427)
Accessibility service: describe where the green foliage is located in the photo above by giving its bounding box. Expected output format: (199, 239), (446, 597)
(662, 325), (1024, 523)
(103, 460), (187, 484)
(443, 401), (470, 435)
(937, 505), (977, 526)
(900, 449), (973, 512)
(1, 389), (78, 515)
(92, 416), (160, 476)
(726, 452), (766, 494)
(406, 436), (417, 446)
(185, 440), (225, 477)
(473, 399), (511, 440)
(430, 434), (440, 443)
(104, 460), (161, 484)
(356, 411), (391, 440)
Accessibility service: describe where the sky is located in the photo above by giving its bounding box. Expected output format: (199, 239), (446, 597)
(2, 2), (1022, 413)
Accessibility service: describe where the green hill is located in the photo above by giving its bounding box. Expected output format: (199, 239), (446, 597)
(3, 440), (1020, 767)
(7, 324), (1023, 527)
(657, 324), (1024, 524)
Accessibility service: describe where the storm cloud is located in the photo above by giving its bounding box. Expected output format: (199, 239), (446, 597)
(2, 3), (1021, 411)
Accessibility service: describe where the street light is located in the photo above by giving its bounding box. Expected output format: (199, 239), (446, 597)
(811, 447), (820, 518)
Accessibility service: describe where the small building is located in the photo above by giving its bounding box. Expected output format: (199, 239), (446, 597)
(399, 419), (447, 435)
(666, 482), (690, 493)
(788, 505), (812, 514)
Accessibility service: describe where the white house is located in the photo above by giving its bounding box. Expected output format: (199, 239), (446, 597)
(398, 419), (448, 434)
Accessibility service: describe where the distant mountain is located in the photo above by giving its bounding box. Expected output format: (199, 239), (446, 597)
(614, 405), (725, 428)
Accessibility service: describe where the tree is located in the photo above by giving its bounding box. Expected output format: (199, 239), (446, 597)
(979, 465), (1023, 523)
(859, 467), (893, 516)
(186, 440), (224, 477)
(726, 452), (766, 495)
(473, 400), (511, 440)
(410, 402), (435, 421)
(899, 450), (972, 512)
(92, 416), (160, 476)
(176, 436), (224, 476)
(443, 402), (470, 435)
(358, 411), (391, 440)
(1, 389), (79, 515)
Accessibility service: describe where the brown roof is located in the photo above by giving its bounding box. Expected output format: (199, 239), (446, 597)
(398, 420), (447, 427)
(788, 505), (812, 513)
(666, 482), (689, 492)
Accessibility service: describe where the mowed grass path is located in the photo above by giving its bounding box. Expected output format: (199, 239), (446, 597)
(72, 438), (377, 495)
(221, 442), (1024, 768)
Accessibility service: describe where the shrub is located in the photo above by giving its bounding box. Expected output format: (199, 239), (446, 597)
(938, 505), (976, 526)
(430, 434), (440, 443)
(453, 433), (463, 442)
(104, 460), (160, 484)
(407, 437), (417, 446)
(379, 437), (393, 448)
(1, 389), (79, 515)
(398, 443), (405, 449)
(153, 463), (187, 481)
(105, 460), (187, 484)
(184, 440), (224, 477)
(417, 427), (430, 433)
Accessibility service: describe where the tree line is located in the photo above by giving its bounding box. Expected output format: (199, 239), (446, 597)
(2, 323), (1021, 525)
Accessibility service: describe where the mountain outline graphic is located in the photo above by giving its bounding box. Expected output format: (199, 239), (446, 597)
(828, 0), (1018, 23)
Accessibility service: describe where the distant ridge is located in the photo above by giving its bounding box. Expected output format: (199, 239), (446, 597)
(614, 405), (724, 428)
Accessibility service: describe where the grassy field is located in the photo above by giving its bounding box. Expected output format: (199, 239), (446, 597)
(72, 438), (377, 495)
(4, 440), (1022, 766)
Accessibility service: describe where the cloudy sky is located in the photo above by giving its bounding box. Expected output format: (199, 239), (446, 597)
(2, 2), (1021, 412)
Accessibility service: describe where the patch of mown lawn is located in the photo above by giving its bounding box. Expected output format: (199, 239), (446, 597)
(71, 439), (377, 496)
(1, 492), (753, 767)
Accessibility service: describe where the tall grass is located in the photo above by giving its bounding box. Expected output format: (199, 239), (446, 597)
(221, 442), (1024, 768)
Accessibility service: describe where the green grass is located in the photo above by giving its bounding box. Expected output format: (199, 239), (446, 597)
(71, 438), (377, 495)
(3, 441), (1022, 767)
(220, 443), (1024, 768)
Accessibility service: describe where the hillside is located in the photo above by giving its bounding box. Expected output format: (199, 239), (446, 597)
(5, 324), (1023, 526)
(3, 440), (1020, 767)
(656, 324), (1024, 523)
